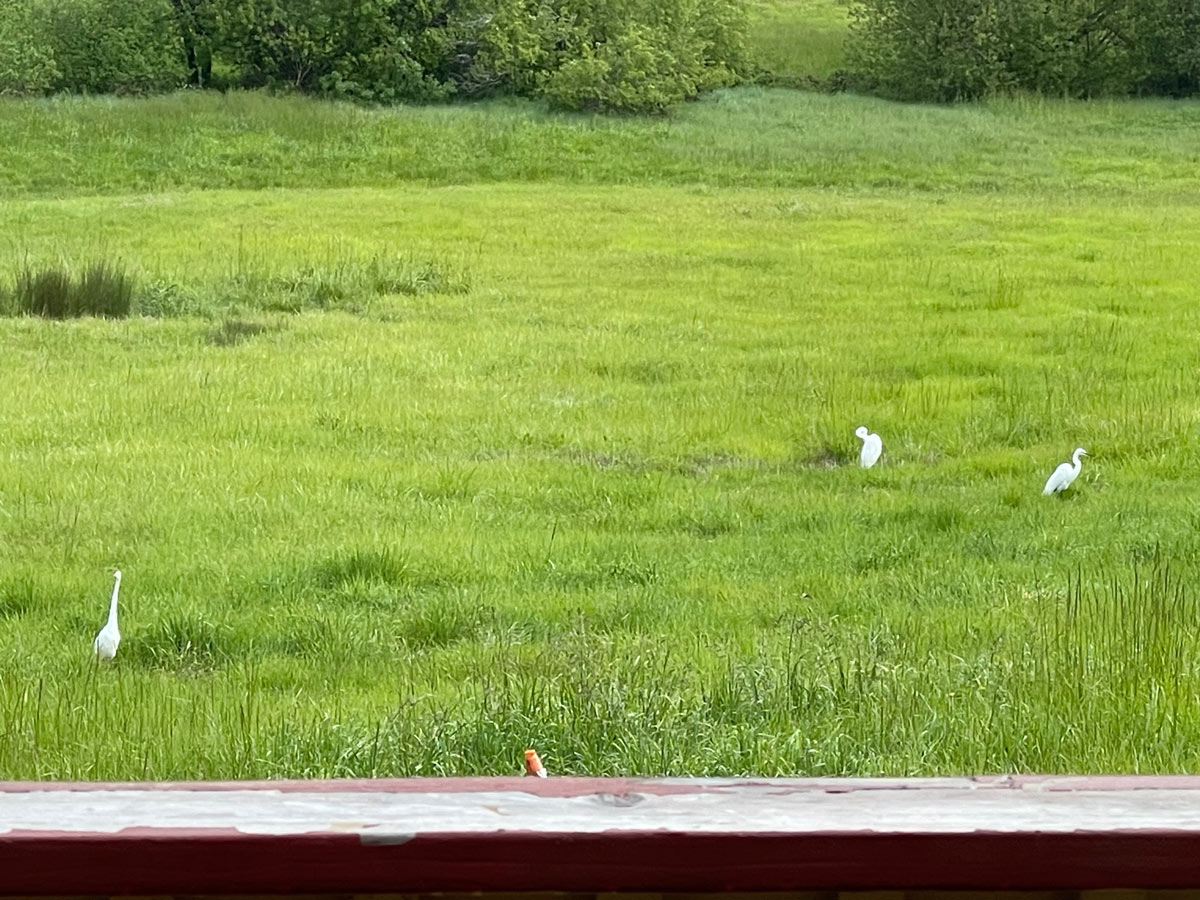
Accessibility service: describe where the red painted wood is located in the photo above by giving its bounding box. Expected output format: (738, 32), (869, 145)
(4, 828), (1200, 894)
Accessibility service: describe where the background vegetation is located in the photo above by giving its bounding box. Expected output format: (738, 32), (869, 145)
(0, 0), (748, 112)
(847, 0), (1200, 101)
(2, 3), (1200, 779)
(3, 0), (1198, 107)
(749, 0), (848, 84)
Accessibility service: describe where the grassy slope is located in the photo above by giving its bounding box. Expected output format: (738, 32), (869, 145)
(3, 89), (1198, 198)
(3, 81), (1200, 775)
(748, 0), (850, 79)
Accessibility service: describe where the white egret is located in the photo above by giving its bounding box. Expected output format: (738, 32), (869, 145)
(1043, 448), (1088, 496)
(523, 749), (547, 777)
(93, 570), (122, 660)
(855, 426), (882, 468)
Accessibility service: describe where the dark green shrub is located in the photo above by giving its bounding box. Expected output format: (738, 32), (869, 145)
(462, 0), (747, 112)
(42, 0), (188, 93)
(542, 24), (700, 114)
(1003, 1), (1147, 98)
(0, 0), (747, 109)
(846, 0), (1023, 101)
(1138, 0), (1200, 95)
(0, 5), (58, 95)
(847, 0), (1193, 101)
(170, 0), (217, 86)
(215, 0), (452, 101)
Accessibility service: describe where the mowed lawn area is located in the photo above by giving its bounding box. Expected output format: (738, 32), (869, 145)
(2, 72), (1200, 777)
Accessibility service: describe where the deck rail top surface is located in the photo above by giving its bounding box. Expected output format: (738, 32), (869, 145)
(4, 774), (1200, 835)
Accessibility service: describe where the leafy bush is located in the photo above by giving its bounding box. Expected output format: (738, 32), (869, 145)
(41, 0), (188, 94)
(214, 0), (452, 101)
(1004, 1), (1147, 98)
(464, 0), (747, 112)
(0, 0), (746, 110)
(845, 0), (1012, 101)
(1138, 0), (1200, 96)
(171, 0), (217, 86)
(213, 0), (747, 109)
(542, 23), (702, 114)
(0, 5), (58, 95)
(846, 0), (1197, 101)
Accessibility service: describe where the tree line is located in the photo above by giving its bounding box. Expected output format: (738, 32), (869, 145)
(3, 0), (1196, 110)
(0, 0), (747, 113)
(846, 0), (1200, 101)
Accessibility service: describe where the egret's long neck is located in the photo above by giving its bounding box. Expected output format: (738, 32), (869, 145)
(1072, 450), (1084, 472)
(107, 579), (121, 626)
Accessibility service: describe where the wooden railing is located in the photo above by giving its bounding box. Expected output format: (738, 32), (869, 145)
(3, 776), (1200, 894)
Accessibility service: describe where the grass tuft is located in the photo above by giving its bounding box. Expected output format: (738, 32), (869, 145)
(0, 577), (40, 619)
(16, 264), (73, 318)
(206, 317), (278, 346)
(124, 614), (241, 673)
(13, 260), (133, 318)
(312, 548), (409, 590)
(369, 255), (471, 296)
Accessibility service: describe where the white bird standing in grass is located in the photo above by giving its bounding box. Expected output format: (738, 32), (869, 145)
(855, 426), (882, 468)
(93, 570), (122, 660)
(1043, 448), (1088, 496)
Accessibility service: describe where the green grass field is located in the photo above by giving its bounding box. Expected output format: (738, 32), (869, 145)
(3, 15), (1200, 778)
(749, 0), (850, 79)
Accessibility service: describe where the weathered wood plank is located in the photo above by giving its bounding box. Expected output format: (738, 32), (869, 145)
(7, 776), (1200, 834)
